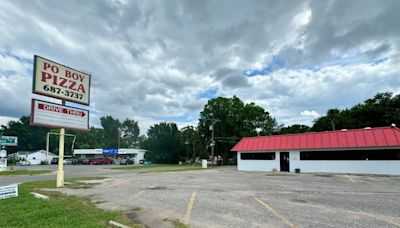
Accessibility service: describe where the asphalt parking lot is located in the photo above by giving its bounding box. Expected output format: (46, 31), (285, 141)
(51, 167), (400, 228)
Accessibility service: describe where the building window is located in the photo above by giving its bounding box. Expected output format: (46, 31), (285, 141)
(240, 153), (275, 160)
(300, 149), (400, 160)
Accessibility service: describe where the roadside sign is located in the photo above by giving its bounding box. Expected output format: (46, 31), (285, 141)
(0, 158), (6, 171)
(0, 185), (18, 199)
(31, 99), (89, 131)
(0, 150), (6, 158)
(102, 148), (118, 155)
(33, 55), (91, 105)
(0, 136), (18, 146)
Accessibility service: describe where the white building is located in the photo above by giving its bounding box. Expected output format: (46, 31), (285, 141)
(74, 148), (146, 165)
(232, 126), (400, 175)
(10, 150), (57, 165)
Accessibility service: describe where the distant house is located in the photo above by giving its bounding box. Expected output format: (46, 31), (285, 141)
(10, 150), (57, 165)
(232, 126), (400, 175)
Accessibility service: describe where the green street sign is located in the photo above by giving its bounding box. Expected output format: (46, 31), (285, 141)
(0, 136), (18, 146)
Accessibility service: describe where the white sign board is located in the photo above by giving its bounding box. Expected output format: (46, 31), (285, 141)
(33, 55), (91, 105)
(0, 158), (6, 171)
(0, 150), (6, 158)
(0, 185), (18, 200)
(30, 99), (89, 131)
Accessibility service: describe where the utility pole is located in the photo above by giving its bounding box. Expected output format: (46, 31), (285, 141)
(210, 119), (219, 168)
(185, 140), (189, 162)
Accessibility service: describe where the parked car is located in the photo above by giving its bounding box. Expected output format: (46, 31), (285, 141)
(51, 158), (58, 164)
(88, 158), (113, 165)
(63, 159), (73, 165)
(120, 158), (134, 165)
(17, 160), (30, 166)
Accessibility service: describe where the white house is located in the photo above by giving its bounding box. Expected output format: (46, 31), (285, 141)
(10, 150), (57, 165)
(232, 126), (400, 175)
(74, 148), (146, 165)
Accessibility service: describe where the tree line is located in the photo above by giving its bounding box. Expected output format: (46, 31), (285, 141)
(1, 92), (399, 163)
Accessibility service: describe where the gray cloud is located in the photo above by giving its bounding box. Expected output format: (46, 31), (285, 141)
(0, 0), (399, 132)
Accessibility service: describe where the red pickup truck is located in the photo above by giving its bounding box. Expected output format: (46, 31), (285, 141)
(87, 158), (113, 165)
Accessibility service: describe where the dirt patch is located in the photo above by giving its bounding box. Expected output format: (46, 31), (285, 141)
(126, 209), (175, 228)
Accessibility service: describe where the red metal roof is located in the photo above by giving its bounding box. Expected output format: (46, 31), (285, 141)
(231, 126), (400, 151)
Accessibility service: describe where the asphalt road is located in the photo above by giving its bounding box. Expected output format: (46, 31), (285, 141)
(47, 167), (400, 228)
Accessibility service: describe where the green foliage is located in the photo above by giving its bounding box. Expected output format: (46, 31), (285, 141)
(198, 96), (277, 161)
(143, 122), (181, 163)
(0, 116), (52, 153)
(276, 124), (310, 135)
(311, 92), (400, 131)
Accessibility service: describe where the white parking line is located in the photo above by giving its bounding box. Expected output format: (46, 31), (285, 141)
(112, 190), (145, 210)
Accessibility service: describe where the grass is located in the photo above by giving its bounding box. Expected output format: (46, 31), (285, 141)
(0, 169), (52, 176)
(110, 163), (190, 170)
(0, 177), (143, 228)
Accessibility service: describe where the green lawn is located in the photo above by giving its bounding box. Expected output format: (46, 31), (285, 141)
(0, 177), (142, 228)
(0, 169), (52, 176)
(110, 163), (191, 170)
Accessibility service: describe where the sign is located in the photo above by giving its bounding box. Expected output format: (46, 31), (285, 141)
(0, 136), (18, 146)
(31, 99), (89, 131)
(0, 150), (6, 158)
(102, 148), (118, 155)
(33, 55), (91, 105)
(0, 185), (18, 199)
(0, 158), (6, 171)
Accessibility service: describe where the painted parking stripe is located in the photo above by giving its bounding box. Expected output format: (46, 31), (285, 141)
(108, 180), (130, 188)
(112, 190), (145, 210)
(254, 197), (296, 228)
(184, 191), (196, 225)
(346, 175), (356, 183)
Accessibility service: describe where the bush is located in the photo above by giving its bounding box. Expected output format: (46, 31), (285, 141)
(40, 160), (49, 165)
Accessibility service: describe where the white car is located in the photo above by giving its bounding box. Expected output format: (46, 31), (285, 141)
(63, 159), (73, 165)
(17, 160), (30, 166)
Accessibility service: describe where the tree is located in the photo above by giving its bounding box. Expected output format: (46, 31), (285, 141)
(277, 124), (310, 134)
(312, 92), (400, 131)
(100, 116), (121, 148)
(198, 96), (277, 161)
(0, 116), (51, 153)
(119, 119), (140, 148)
(142, 122), (181, 163)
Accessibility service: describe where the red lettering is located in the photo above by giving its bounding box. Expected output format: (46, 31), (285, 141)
(52, 75), (58, 85)
(43, 62), (51, 71)
(41, 72), (52, 82)
(51, 65), (59, 73)
(59, 77), (68, 88)
(77, 84), (85, 93)
(78, 74), (84, 82)
(69, 81), (76, 90)
(71, 73), (78, 80)
(65, 70), (71, 78)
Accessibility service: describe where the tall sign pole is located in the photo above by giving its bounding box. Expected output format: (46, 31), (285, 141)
(56, 101), (66, 187)
(31, 55), (91, 187)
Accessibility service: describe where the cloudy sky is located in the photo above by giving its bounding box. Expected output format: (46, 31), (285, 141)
(0, 0), (399, 133)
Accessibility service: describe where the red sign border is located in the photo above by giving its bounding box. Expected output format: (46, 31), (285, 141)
(30, 99), (90, 131)
(32, 55), (91, 106)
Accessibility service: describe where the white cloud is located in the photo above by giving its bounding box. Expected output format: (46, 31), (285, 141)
(0, 0), (399, 133)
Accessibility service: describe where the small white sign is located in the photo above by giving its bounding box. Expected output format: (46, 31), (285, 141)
(0, 150), (6, 158)
(0, 158), (6, 171)
(33, 55), (91, 105)
(30, 99), (89, 131)
(0, 184), (18, 200)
